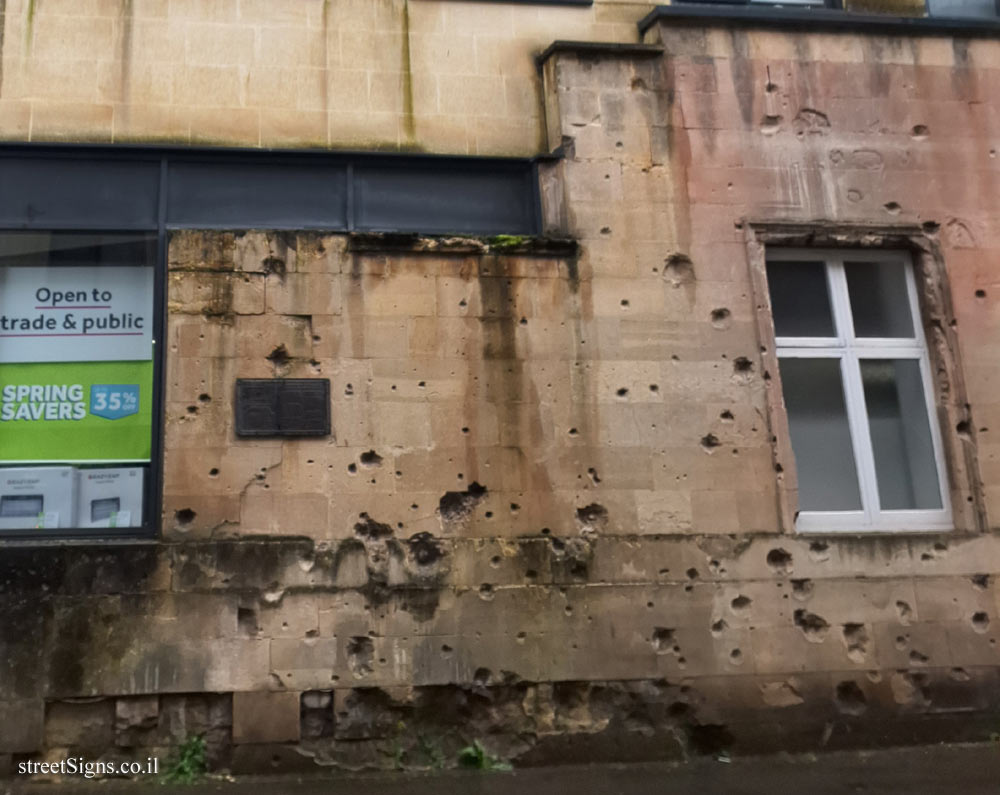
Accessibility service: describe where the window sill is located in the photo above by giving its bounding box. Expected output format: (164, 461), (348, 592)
(639, 4), (1000, 37)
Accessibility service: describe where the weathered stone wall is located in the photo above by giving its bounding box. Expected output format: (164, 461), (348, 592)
(0, 0), (940, 155)
(0, 0), (650, 154)
(5, 3), (1000, 779)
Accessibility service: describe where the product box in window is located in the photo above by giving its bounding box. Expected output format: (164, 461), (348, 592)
(75, 467), (144, 528)
(0, 467), (76, 530)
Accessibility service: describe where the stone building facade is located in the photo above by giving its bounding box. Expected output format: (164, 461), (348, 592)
(2, 0), (1000, 775)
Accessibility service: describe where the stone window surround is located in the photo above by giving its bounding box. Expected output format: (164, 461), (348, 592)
(743, 220), (987, 537)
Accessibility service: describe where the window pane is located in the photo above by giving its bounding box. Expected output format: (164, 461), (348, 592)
(766, 260), (836, 337)
(927, 0), (997, 19)
(844, 260), (914, 338)
(779, 357), (862, 512)
(860, 359), (942, 511)
(0, 232), (154, 533)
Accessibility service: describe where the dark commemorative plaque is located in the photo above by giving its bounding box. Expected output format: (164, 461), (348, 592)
(235, 379), (331, 437)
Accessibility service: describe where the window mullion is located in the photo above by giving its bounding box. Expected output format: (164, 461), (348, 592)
(841, 349), (881, 526)
(829, 260), (880, 526)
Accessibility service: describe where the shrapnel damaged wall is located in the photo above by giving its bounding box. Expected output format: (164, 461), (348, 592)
(4, 1), (1000, 777)
(0, 0), (956, 155)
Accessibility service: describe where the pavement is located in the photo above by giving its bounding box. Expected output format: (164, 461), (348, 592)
(6, 744), (1000, 794)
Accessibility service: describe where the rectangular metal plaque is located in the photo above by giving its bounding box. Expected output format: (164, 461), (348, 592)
(235, 379), (330, 437)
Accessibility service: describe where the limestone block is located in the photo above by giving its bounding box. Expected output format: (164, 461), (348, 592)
(0, 700), (44, 754)
(232, 691), (300, 744)
(45, 700), (115, 749)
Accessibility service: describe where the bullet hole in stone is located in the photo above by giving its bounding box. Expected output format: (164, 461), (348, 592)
(417, 381), (426, 388)
(884, 202), (901, 215)
(353, 513), (393, 541)
(359, 450), (383, 468)
(568, 427), (578, 436)
(510, 503), (521, 513)
(733, 357), (753, 375)
(842, 623), (869, 663)
(175, 508), (196, 525)
(490, 555), (501, 568)
(438, 481), (488, 522)
(663, 253), (695, 287)
(461, 427), (470, 435)
(576, 503), (609, 533)
(686, 568), (699, 580)
(479, 583), (495, 601)
(407, 532), (444, 567)
(700, 433), (721, 451)
(730, 649), (743, 664)
(895, 635), (908, 650)
(209, 468), (219, 477)
(540, 528), (551, 536)
(457, 473), (464, 481)
(266, 344), (290, 368)
(525, 569), (538, 581)
(731, 595), (752, 613)
(519, 317), (527, 326)
(834, 681), (867, 716)
(459, 299), (467, 308)
(587, 468), (601, 485)
(847, 189), (863, 203)
(972, 612), (991, 633)
(485, 511), (494, 519)
(516, 632), (527, 643)
(473, 668), (491, 688)
(346, 636), (374, 677)
(976, 289), (987, 299)
(649, 384), (659, 393)
(709, 308), (732, 331)
(620, 299), (630, 308)
(564, 605), (573, 615)
(198, 393), (211, 403)
(794, 609), (830, 641)
(262, 255), (286, 277)
(808, 541), (830, 562)
(972, 574), (990, 590)
(441, 644), (453, 657)
(911, 124), (929, 139)
(237, 606), (258, 635)
(909, 650), (930, 665)
(646, 601), (654, 609)
(684, 584), (693, 593)
(410, 503), (419, 510)
(616, 387), (629, 398)
(347, 463), (357, 475)
(391, 385), (397, 391)
(775, 463), (784, 473)
(186, 405), (198, 414)
(687, 724), (733, 756)
(766, 548), (793, 575)
(791, 578), (813, 599)
(652, 627), (676, 653)
(345, 383), (354, 396)
(956, 420), (971, 436)
(600, 227), (612, 235)
(950, 667), (970, 682)
(720, 410), (734, 421)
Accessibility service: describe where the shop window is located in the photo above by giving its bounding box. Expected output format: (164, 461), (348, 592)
(0, 232), (156, 535)
(765, 250), (951, 532)
(927, 0), (999, 19)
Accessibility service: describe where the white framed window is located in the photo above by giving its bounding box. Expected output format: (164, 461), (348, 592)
(766, 249), (952, 533)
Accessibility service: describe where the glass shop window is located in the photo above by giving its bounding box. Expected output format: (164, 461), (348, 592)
(0, 232), (155, 535)
(766, 250), (951, 533)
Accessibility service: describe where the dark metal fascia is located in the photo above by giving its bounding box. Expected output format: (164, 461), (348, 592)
(638, 3), (1000, 37)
